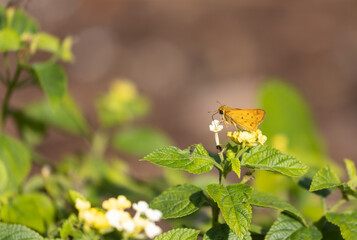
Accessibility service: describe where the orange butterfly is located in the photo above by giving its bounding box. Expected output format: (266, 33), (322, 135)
(217, 104), (265, 132)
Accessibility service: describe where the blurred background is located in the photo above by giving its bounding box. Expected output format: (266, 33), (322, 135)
(2, 0), (357, 172)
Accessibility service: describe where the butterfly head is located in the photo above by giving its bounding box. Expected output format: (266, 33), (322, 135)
(218, 105), (227, 115)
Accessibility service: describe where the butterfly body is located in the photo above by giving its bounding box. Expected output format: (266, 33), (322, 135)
(218, 105), (265, 132)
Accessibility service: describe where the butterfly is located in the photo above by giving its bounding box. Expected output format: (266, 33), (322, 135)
(217, 104), (265, 132)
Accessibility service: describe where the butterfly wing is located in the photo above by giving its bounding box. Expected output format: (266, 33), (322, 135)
(225, 108), (265, 131)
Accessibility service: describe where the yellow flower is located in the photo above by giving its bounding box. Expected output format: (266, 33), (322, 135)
(117, 195), (132, 210)
(102, 197), (119, 210)
(109, 79), (138, 102)
(75, 198), (91, 211)
(228, 129), (267, 146)
(80, 208), (111, 233)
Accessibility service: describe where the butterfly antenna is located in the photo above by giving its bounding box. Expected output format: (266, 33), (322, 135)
(216, 101), (223, 106)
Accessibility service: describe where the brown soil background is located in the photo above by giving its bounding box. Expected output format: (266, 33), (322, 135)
(1, 0), (357, 178)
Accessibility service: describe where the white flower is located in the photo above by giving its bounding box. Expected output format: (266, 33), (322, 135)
(105, 209), (123, 230)
(145, 208), (162, 222)
(145, 222), (162, 239)
(237, 131), (256, 143)
(209, 120), (223, 133)
(122, 219), (135, 233)
(133, 201), (149, 214)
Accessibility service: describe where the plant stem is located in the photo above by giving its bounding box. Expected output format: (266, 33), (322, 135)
(1, 65), (21, 129)
(3, 52), (10, 82)
(321, 197), (327, 215)
(211, 203), (220, 226)
(329, 199), (347, 212)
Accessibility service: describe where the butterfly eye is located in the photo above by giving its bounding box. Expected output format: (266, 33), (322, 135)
(219, 110), (224, 114)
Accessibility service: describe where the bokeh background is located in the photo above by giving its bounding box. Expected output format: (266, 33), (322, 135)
(2, 0), (357, 173)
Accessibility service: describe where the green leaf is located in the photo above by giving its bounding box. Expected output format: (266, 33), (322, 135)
(32, 62), (67, 105)
(155, 228), (200, 240)
(0, 134), (31, 193)
(0, 28), (20, 51)
(59, 36), (74, 62)
(345, 159), (356, 180)
(0, 224), (43, 240)
(150, 184), (205, 219)
(241, 145), (308, 177)
(25, 95), (89, 135)
(32, 32), (60, 54)
(0, 161), (8, 193)
(207, 184), (252, 239)
(258, 80), (328, 167)
(203, 224), (251, 240)
(249, 190), (306, 225)
(112, 127), (171, 156)
(266, 213), (322, 240)
(141, 144), (216, 174)
(309, 166), (341, 192)
(344, 159), (357, 189)
(0, 193), (55, 233)
(230, 157), (241, 178)
(326, 212), (357, 240)
(8, 8), (38, 35)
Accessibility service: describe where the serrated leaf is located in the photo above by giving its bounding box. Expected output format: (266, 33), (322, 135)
(249, 190), (306, 225)
(155, 228), (200, 240)
(0, 134), (31, 193)
(112, 127), (171, 156)
(0, 28), (20, 51)
(241, 145), (308, 177)
(309, 166), (341, 192)
(0, 224), (43, 239)
(150, 184), (205, 219)
(25, 95), (89, 135)
(230, 157), (241, 178)
(203, 224), (251, 240)
(326, 212), (357, 240)
(344, 159), (357, 189)
(207, 184), (252, 239)
(32, 62), (67, 105)
(141, 144), (216, 174)
(0, 193), (55, 233)
(344, 159), (356, 180)
(266, 213), (322, 240)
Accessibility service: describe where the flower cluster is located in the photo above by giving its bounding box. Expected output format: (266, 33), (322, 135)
(227, 129), (267, 146)
(75, 195), (162, 239)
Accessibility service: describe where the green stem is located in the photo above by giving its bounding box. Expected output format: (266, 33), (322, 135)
(329, 199), (347, 212)
(1, 65), (21, 129)
(211, 203), (220, 226)
(321, 197), (327, 215)
(217, 148), (225, 184)
(3, 52), (10, 82)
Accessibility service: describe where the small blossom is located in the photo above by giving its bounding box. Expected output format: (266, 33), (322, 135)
(145, 222), (162, 239)
(117, 195), (131, 209)
(41, 165), (51, 178)
(145, 208), (162, 222)
(102, 198), (118, 210)
(133, 201), (149, 213)
(209, 120), (223, 133)
(105, 209), (123, 230)
(228, 129), (267, 146)
(75, 199), (91, 211)
(122, 219), (135, 233)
